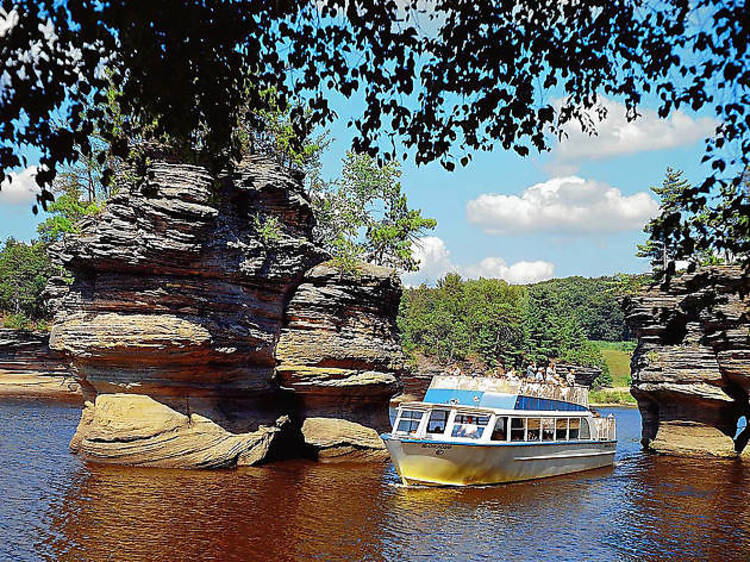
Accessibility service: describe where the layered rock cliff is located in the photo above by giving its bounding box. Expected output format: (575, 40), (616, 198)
(48, 157), (403, 468)
(0, 329), (80, 401)
(622, 266), (750, 458)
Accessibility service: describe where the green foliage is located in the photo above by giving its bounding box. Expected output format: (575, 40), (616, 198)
(3, 312), (31, 330)
(637, 168), (693, 273)
(588, 388), (636, 406)
(637, 167), (750, 276)
(236, 87), (330, 176)
(36, 184), (105, 245)
(592, 340), (637, 353)
(526, 275), (640, 342)
(311, 152), (436, 272)
(398, 274), (526, 368)
(0, 238), (60, 329)
(252, 213), (283, 246)
(524, 285), (609, 374)
(399, 274), (612, 374)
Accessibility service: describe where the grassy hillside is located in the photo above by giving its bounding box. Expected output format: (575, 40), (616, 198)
(600, 349), (632, 387)
(590, 341), (636, 405)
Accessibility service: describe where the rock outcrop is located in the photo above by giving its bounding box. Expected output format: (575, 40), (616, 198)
(276, 263), (403, 424)
(555, 364), (602, 388)
(622, 266), (750, 458)
(301, 417), (388, 462)
(0, 329), (80, 401)
(48, 156), (403, 468)
(70, 394), (290, 468)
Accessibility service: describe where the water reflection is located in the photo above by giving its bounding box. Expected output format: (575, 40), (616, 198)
(2, 401), (750, 561)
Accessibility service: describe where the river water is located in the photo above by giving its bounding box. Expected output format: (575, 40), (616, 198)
(1, 400), (749, 561)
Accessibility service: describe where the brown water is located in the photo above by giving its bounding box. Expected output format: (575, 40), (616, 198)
(2, 401), (750, 561)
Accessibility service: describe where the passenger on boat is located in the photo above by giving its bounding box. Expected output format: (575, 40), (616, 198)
(566, 370), (576, 386)
(462, 416), (479, 438)
(535, 368), (544, 382)
(526, 364), (536, 379)
(491, 417), (507, 440)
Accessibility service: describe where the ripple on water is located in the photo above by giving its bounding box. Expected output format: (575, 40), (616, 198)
(1, 403), (749, 561)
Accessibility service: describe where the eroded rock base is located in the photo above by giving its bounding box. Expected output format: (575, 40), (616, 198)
(71, 394), (291, 469)
(301, 417), (388, 462)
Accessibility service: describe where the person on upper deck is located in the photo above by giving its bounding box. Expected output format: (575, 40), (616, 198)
(526, 363), (536, 379)
(566, 370), (576, 386)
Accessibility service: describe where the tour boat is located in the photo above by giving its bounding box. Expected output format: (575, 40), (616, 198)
(382, 375), (616, 487)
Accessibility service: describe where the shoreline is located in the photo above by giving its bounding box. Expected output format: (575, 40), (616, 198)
(590, 402), (637, 409)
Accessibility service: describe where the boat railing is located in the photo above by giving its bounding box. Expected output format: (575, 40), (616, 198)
(592, 415), (616, 441)
(428, 375), (590, 408)
(516, 382), (589, 408)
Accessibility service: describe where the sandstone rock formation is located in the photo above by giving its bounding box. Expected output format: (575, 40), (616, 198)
(555, 364), (602, 388)
(301, 417), (388, 462)
(48, 156), (403, 468)
(622, 266), (750, 458)
(276, 263), (404, 425)
(71, 394), (290, 468)
(0, 329), (80, 401)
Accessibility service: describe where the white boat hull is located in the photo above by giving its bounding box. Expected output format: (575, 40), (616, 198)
(383, 436), (616, 487)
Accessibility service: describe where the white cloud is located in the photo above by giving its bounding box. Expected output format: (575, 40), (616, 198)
(466, 176), (657, 235)
(0, 167), (40, 205)
(407, 236), (453, 282)
(548, 97), (717, 174)
(462, 257), (555, 285)
(402, 236), (555, 286)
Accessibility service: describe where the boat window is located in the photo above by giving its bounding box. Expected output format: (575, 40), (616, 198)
(427, 410), (449, 434)
(555, 418), (568, 441)
(580, 418), (591, 439)
(491, 417), (508, 441)
(396, 410), (423, 435)
(527, 418), (541, 441)
(510, 417), (526, 441)
(541, 418), (555, 441)
(451, 414), (489, 439)
(568, 418), (580, 440)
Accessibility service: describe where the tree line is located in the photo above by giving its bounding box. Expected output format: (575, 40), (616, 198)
(397, 273), (648, 386)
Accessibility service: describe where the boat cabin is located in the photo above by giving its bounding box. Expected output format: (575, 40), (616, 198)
(392, 375), (616, 444)
(393, 404), (615, 443)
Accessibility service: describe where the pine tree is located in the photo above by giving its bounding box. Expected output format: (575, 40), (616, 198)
(637, 168), (692, 273)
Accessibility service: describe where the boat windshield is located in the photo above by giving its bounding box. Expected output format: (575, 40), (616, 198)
(396, 410), (423, 435)
(427, 410), (449, 435)
(451, 414), (489, 439)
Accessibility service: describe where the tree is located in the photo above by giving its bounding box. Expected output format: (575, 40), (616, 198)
(637, 168), (692, 273)
(636, 167), (750, 275)
(397, 273), (609, 374)
(36, 183), (104, 246)
(0, 238), (59, 329)
(311, 152), (436, 271)
(1, 1), (747, 264)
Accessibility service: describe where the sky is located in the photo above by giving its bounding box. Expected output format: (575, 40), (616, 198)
(0, 95), (718, 286)
(318, 95), (718, 285)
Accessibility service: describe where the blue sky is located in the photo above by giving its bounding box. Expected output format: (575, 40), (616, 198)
(0, 95), (717, 285)
(317, 96), (717, 285)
